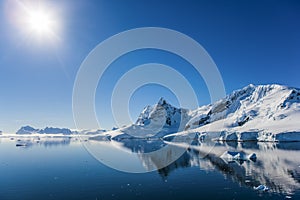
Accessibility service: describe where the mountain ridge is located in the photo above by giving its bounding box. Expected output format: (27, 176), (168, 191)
(8, 83), (300, 142)
(166, 84), (300, 142)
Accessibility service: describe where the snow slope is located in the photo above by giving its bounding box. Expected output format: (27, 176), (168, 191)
(136, 97), (190, 128)
(165, 84), (300, 142)
(111, 97), (191, 140)
(16, 126), (40, 134)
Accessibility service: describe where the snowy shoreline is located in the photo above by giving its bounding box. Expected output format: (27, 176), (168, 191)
(163, 130), (300, 142)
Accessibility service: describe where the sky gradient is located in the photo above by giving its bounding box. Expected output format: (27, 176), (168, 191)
(0, 0), (300, 132)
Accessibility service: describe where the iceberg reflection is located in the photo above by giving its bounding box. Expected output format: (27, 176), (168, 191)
(87, 136), (300, 195)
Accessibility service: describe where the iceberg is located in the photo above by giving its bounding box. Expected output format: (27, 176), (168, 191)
(254, 185), (269, 191)
(220, 151), (257, 163)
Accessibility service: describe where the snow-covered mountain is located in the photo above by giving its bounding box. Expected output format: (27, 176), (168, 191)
(136, 97), (190, 129)
(16, 126), (40, 134)
(16, 126), (74, 135)
(111, 97), (191, 140)
(15, 126), (108, 136)
(13, 84), (300, 142)
(166, 84), (300, 142)
(41, 127), (73, 134)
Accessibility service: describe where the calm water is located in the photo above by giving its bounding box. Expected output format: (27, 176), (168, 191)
(0, 136), (300, 200)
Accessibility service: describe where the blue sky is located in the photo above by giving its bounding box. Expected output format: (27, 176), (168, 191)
(0, 0), (300, 132)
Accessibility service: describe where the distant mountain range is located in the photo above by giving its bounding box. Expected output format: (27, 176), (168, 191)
(16, 126), (106, 135)
(16, 126), (74, 135)
(12, 84), (300, 142)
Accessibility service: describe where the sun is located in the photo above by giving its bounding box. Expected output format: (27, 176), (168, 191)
(27, 10), (53, 34)
(5, 0), (60, 40)
(25, 7), (58, 37)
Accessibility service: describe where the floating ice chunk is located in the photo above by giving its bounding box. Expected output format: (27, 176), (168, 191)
(254, 184), (269, 191)
(220, 151), (257, 163)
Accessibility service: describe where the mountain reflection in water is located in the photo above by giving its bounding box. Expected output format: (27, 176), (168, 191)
(87, 136), (300, 196)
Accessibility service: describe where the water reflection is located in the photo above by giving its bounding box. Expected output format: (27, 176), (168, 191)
(11, 136), (72, 148)
(3, 134), (300, 197)
(87, 136), (300, 196)
(164, 141), (300, 195)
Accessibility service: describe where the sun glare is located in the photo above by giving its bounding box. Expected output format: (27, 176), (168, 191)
(28, 10), (53, 34)
(6, 0), (61, 40)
